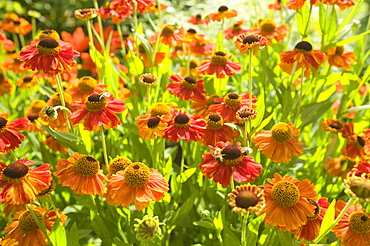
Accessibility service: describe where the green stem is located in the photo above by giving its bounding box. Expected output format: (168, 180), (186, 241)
(100, 126), (109, 172)
(313, 198), (354, 244)
(32, 17), (37, 38)
(241, 212), (250, 246)
(26, 204), (54, 246)
(289, 61), (299, 86)
(18, 33), (26, 48)
(294, 69), (305, 124)
(9, 150), (18, 161)
(92, 0), (105, 51)
(133, 1), (139, 57)
(248, 49), (253, 108)
(156, 0), (162, 23)
(12, 32), (20, 52)
(55, 74), (73, 133)
(302, 5), (313, 38)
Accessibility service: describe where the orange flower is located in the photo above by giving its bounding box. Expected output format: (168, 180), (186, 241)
(199, 141), (262, 187)
(25, 99), (47, 133)
(105, 162), (169, 210)
(197, 51), (241, 78)
(167, 74), (207, 101)
(191, 94), (221, 117)
(0, 237), (18, 245)
(108, 156), (132, 179)
(348, 160), (370, 178)
(74, 8), (97, 21)
(69, 92), (126, 131)
(257, 19), (289, 43)
(325, 156), (354, 178)
(0, 75), (15, 96)
(149, 25), (184, 47)
(209, 93), (257, 123)
(135, 113), (168, 140)
(228, 185), (266, 214)
(234, 33), (268, 54)
(61, 26), (90, 52)
(4, 205), (66, 246)
(43, 135), (68, 153)
(0, 117), (31, 153)
(0, 158), (52, 204)
(164, 109), (206, 142)
(332, 200), (370, 245)
(326, 46), (357, 70)
(54, 152), (107, 195)
(200, 113), (240, 146)
(258, 173), (317, 231)
(253, 122), (304, 163)
(268, 0), (283, 10)
(187, 14), (210, 25)
(293, 197), (330, 242)
(279, 41), (326, 77)
(138, 43), (166, 67)
(18, 37), (80, 76)
(16, 75), (38, 89)
(207, 5), (237, 22)
(68, 76), (107, 101)
(335, 0), (355, 10)
(286, 0), (307, 9)
(2, 53), (28, 73)
(321, 118), (343, 132)
(189, 36), (214, 57)
(341, 123), (370, 161)
(224, 21), (248, 40)
(0, 13), (32, 35)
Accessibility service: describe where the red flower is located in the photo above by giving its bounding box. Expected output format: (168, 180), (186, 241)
(69, 92), (126, 131)
(199, 141), (262, 187)
(135, 113), (168, 140)
(191, 94), (221, 117)
(209, 93), (257, 123)
(234, 33), (268, 53)
(18, 37), (80, 76)
(197, 51), (241, 78)
(207, 5), (237, 22)
(341, 123), (370, 161)
(224, 21), (249, 40)
(187, 14), (210, 25)
(0, 117), (31, 153)
(326, 46), (357, 70)
(149, 25), (184, 47)
(61, 27), (89, 52)
(0, 158), (52, 204)
(164, 109), (206, 142)
(167, 74), (207, 101)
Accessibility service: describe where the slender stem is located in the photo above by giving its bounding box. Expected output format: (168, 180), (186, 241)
(47, 196), (61, 220)
(92, 0), (105, 52)
(156, 0), (162, 23)
(55, 74), (73, 132)
(313, 198), (354, 244)
(12, 32), (20, 51)
(18, 33), (26, 47)
(323, 132), (338, 166)
(294, 69), (305, 124)
(9, 150), (18, 161)
(26, 204), (54, 246)
(100, 126), (109, 171)
(133, 1), (139, 57)
(241, 212), (250, 246)
(32, 17), (37, 38)
(302, 5), (313, 38)
(289, 61), (299, 86)
(248, 49), (253, 108)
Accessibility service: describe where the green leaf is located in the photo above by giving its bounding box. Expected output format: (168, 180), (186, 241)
(223, 225), (240, 246)
(102, 58), (119, 96)
(49, 217), (67, 246)
(296, 4), (309, 36)
(134, 32), (153, 66)
(39, 125), (82, 152)
(176, 167), (197, 183)
(258, 225), (279, 246)
(167, 191), (198, 228)
(346, 104), (370, 113)
(127, 49), (144, 75)
(90, 209), (114, 245)
(113, 237), (132, 246)
(277, 230), (293, 246)
(213, 206), (224, 234)
(251, 109), (276, 137)
(323, 29), (370, 52)
(66, 222), (80, 246)
(246, 214), (265, 246)
(193, 220), (215, 230)
(317, 199), (336, 240)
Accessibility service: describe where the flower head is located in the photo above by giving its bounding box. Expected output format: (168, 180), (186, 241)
(164, 109), (206, 142)
(68, 76), (107, 101)
(54, 152), (107, 195)
(321, 118), (343, 132)
(258, 173), (317, 231)
(149, 25), (184, 47)
(0, 117), (31, 153)
(187, 14), (210, 25)
(108, 156), (132, 179)
(135, 113), (168, 140)
(236, 108), (258, 122)
(139, 73), (159, 87)
(191, 94), (221, 117)
(228, 185), (265, 214)
(341, 123), (370, 161)
(0, 158), (52, 204)
(199, 141), (262, 187)
(224, 21), (248, 40)
(18, 37), (80, 76)
(4, 205), (66, 246)
(253, 122), (304, 163)
(332, 200), (370, 245)
(234, 33), (268, 53)
(207, 5), (237, 22)
(69, 92), (126, 131)
(134, 215), (165, 241)
(75, 8), (97, 21)
(105, 162), (169, 210)
(344, 172), (370, 202)
(167, 74), (206, 101)
(16, 75), (38, 89)
(0, 237), (18, 245)
(197, 51), (241, 78)
(326, 46), (357, 70)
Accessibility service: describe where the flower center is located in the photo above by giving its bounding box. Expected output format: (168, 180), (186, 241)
(36, 37), (61, 55)
(196, 14), (202, 21)
(271, 181), (300, 207)
(335, 46), (345, 55)
(0, 117), (8, 131)
(243, 34), (260, 44)
(295, 41), (313, 52)
(347, 177), (370, 200)
(162, 26), (174, 36)
(236, 190), (259, 209)
(75, 156), (99, 176)
(23, 76), (33, 83)
(271, 123), (292, 143)
(221, 146), (243, 166)
(224, 93), (242, 108)
(150, 103), (171, 116)
(218, 5), (229, 12)
(2, 162), (29, 183)
(206, 114), (223, 130)
(329, 121), (342, 130)
(51, 92), (72, 107)
(27, 114), (39, 122)
(147, 116), (161, 128)
(78, 76), (97, 93)
(109, 156), (132, 175)
(233, 23), (242, 32)
(206, 95), (221, 106)
(237, 108), (257, 122)
(349, 211), (370, 233)
(124, 162), (150, 187)
(306, 199), (320, 220)
(181, 76), (197, 90)
(189, 59), (199, 69)
(356, 136), (366, 148)
(85, 93), (108, 111)
(174, 113), (190, 128)
(211, 52), (228, 65)
(18, 210), (43, 232)
(140, 73), (158, 87)
(260, 19), (276, 33)
(187, 28), (197, 34)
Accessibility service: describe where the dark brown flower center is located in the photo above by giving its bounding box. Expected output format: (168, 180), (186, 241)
(295, 41), (313, 51)
(0, 117), (8, 128)
(271, 181), (300, 207)
(243, 34), (260, 44)
(187, 28), (197, 34)
(222, 146), (242, 160)
(162, 26), (174, 36)
(349, 211), (370, 233)
(214, 51), (226, 56)
(218, 5), (229, 12)
(147, 116), (161, 128)
(224, 93), (242, 108)
(19, 210), (43, 232)
(38, 37), (59, 49)
(3, 162), (29, 179)
(271, 123), (292, 143)
(124, 162), (150, 187)
(75, 155), (99, 176)
(236, 190), (259, 209)
(335, 46), (345, 55)
(307, 199), (320, 220)
(23, 76), (33, 83)
(27, 114), (39, 122)
(174, 114), (190, 124)
(329, 121), (342, 130)
(196, 14), (202, 21)
(357, 136), (366, 148)
(85, 93), (108, 111)
(209, 114), (221, 122)
(233, 24), (241, 32)
(206, 114), (223, 130)
(228, 93), (239, 99)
